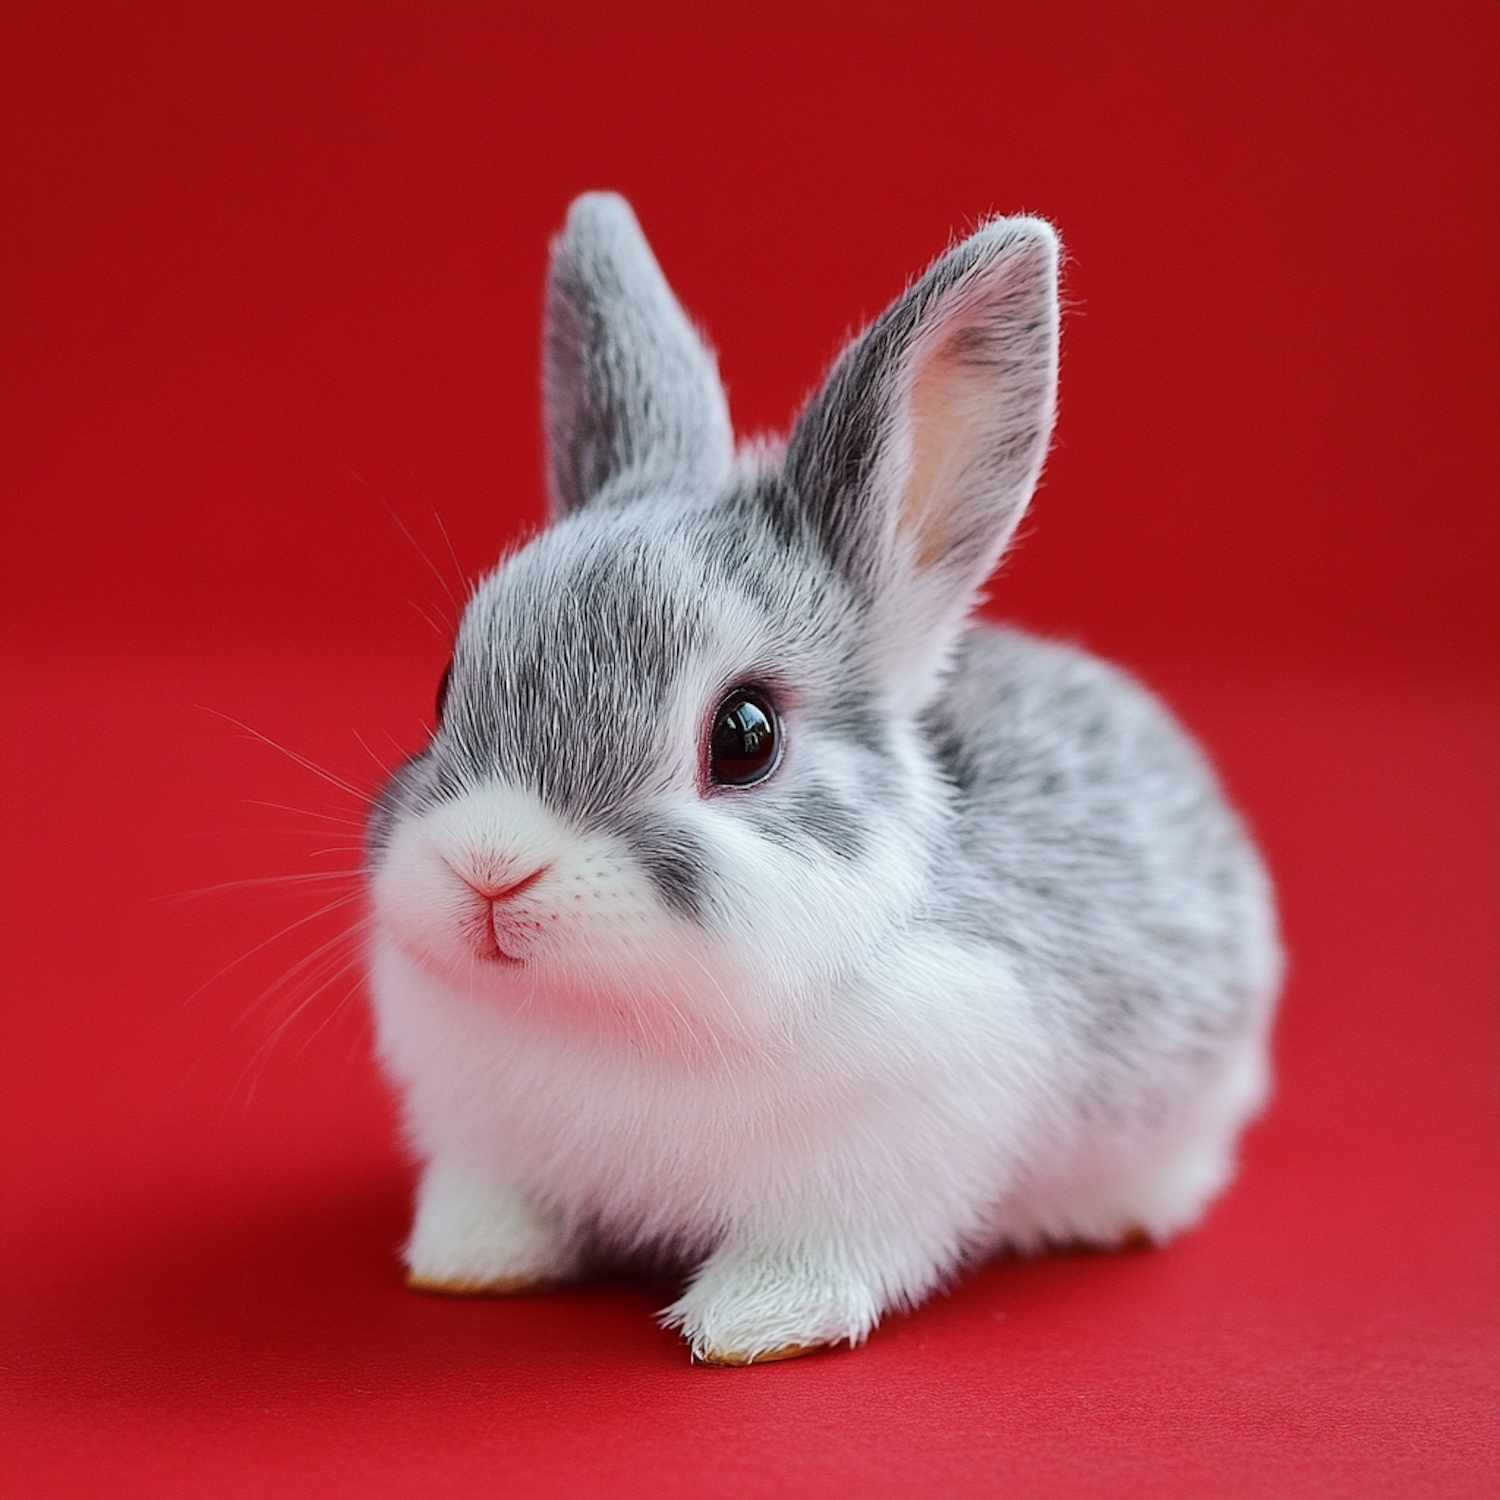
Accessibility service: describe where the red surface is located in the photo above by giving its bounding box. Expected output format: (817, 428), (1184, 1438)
(2, 5), (1497, 1497)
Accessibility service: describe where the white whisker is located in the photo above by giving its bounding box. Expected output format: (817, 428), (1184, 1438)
(200, 707), (371, 803)
(409, 597), (451, 640)
(351, 728), (396, 778)
(294, 974), (368, 1057)
(183, 891), (364, 1007)
(160, 871), (364, 902)
(228, 920), (371, 1115)
(344, 464), (461, 621)
(426, 501), (470, 600)
(243, 799), (367, 829)
(233, 913), (373, 1025)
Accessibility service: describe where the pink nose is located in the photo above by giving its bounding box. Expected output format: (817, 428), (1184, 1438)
(464, 868), (546, 903)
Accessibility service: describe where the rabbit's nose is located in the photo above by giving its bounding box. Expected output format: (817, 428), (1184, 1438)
(459, 867), (548, 903)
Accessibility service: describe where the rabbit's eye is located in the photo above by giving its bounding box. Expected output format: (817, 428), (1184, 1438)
(435, 660), (453, 726)
(709, 690), (780, 787)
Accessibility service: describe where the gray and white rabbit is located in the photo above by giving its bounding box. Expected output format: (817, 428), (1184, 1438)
(365, 194), (1280, 1365)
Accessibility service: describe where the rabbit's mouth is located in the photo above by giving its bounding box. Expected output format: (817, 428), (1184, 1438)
(443, 863), (551, 967)
(447, 895), (531, 966)
(480, 904), (532, 966)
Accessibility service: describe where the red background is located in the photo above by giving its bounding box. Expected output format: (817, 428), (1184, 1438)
(2, 4), (1496, 1496)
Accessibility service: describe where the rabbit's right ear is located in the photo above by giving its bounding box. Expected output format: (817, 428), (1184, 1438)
(543, 194), (734, 519)
(780, 217), (1059, 710)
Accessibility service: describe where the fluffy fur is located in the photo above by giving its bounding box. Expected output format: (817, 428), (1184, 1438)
(365, 194), (1281, 1364)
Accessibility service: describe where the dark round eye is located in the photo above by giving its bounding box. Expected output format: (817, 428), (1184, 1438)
(709, 689), (780, 787)
(435, 660), (453, 725)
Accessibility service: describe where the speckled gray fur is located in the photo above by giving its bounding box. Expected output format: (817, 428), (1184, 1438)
(921, 629), (1272, 1118)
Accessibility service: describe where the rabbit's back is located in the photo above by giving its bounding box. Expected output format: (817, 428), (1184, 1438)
(924, 625), (1279, 1103)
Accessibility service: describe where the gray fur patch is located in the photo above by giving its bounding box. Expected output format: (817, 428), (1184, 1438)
(783, 785), (867, 861)
(441, 521), (709, 819)
(920, 625), (1273, 1093)
(614, 814), (716, 922)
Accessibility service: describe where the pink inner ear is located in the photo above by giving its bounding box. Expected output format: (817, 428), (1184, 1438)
(898, 321), (997, 570)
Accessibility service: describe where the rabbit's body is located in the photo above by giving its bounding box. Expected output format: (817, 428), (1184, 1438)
(365, 196), (1280, 1363)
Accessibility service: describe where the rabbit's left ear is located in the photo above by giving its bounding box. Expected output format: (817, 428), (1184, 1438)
(781, 218), (1059, 703)
(544, 194), (734, 519)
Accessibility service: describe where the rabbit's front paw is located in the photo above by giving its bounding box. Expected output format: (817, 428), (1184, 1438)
(404, 1161), (579, 1295)
(663, 1245), (882, 1365)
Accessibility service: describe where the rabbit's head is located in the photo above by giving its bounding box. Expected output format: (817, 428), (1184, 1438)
(368, 194), (1058, 1060)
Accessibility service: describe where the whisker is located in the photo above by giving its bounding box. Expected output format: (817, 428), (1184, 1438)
(183, 829), (362, 843)
(184, 891), (365, 1007)
(200, 708), (371, 803)
(409, 597), (452, 641)
(426, 501), (470, 599)
(647, 962), (725, 1068)
(293, 971), (368, 1056)
(231, 941), (370, 1107)
(351, 728), (395, 779)
(233, 912), (374, 1025)
(682, 948), (745, 1060)
(227, 920), (370, 1115)
(258, 945), (365, 1038)
(344, 464), (461, 619)
(159, 871), (364, 902)
(244, 799), (367, 829)
(199, 829), (366, 846)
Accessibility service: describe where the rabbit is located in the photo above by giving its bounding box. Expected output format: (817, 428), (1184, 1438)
(364, 192), (1281, 1366)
